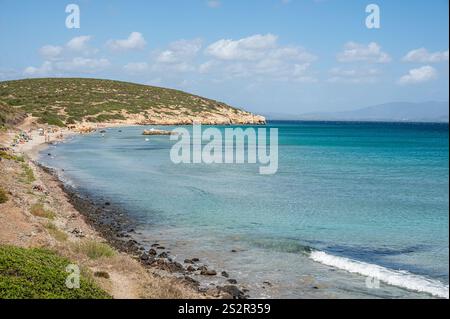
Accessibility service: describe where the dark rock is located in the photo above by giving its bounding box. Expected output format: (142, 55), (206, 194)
(140, 253), (150, 261)
(183, 276), (200, 287)
(191, 258), (200, 262)
(105, 202), (111, 206)
(184, 259), (194, 264)
(221, 271), (229, 278)
(231, 249), (237, 253)
(186, 265), (196, 272)
(227, 279), (237, 284)
(148, 248), (157, 255)
(197, 265), (207, 272)
(201, 269), (217, 276)
(157, 246), (165, 250)
(94, 271), (110, 279)
(263, 281), (272, 286)
(219, 285), (246, 299)
(158, 252), (169, 259)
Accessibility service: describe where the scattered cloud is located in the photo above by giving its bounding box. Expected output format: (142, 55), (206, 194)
(398, 65), (437, 85)
(337, 42), (391, 63)
(402, 48), (449, 63)
(206, 34), (278, 60)
(56, 57), (110, 72)
(24, 58), (110, 77)
(203, 34), (317, 81)
(107, 32), (146, 51)
(39, 45), (63, 60)
(152, 39), (202, 73)
(24, 61), (54, 76)
(328, 67), (381, 83)
(66, 35), (92, 52)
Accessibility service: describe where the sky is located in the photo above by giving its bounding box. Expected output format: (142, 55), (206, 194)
(0, 0), (448, 115)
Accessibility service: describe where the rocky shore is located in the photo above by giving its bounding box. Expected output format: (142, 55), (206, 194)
(1, 119), (249, 299)
(43, 165), (249, 299)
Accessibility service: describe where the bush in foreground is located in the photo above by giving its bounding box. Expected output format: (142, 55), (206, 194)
(0, 245), (111, 299)
(72, 240), (116, 260)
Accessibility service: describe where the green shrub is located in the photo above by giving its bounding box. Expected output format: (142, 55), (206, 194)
(0, 187), (8, 204)
(45, 223), (68, 242)
(0, 245), (111, 299)
(0, 151), (24, 162)
(30, 203), (55, 219)
(21, 163), (35, 183)
(72, 241), (115, 260)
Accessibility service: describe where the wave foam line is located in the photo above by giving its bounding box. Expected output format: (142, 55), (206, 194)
(309, 250), (449, 299)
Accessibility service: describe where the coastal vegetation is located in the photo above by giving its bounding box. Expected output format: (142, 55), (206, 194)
(0, 101), (25, 128)
(0, 187), (7, 204)
(0, 78), (264, 126)
(45, 223), (68, 242)
(30, 203), (55, 220)
(21, 163), (35, 184)
(72, 240), (116, 260)
(0, 245), (110, 299)
(0, 150), (24, 162)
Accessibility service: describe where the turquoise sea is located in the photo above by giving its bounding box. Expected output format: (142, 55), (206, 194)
(39, 121), (449, 298)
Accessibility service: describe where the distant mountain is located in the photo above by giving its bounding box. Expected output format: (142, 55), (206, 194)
(267, 102), (449, 123)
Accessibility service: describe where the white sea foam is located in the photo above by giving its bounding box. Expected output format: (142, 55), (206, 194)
(309, 250), (449, 299)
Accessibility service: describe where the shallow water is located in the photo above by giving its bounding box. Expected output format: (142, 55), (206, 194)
(40, 121), (449, 298)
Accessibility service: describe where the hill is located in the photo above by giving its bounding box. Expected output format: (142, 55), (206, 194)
(299, 101), (449, 123)
(0, 78), (265, 127)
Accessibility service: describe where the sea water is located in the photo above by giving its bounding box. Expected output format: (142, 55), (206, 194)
(40, 121), (449, 298)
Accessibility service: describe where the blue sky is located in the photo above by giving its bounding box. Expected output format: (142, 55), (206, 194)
(0, 0), (448, 114)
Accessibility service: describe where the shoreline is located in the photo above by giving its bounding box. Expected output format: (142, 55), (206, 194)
(2, 121), (248, 299)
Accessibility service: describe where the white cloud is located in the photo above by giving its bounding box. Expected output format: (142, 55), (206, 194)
(152, 39), (202, 73)
(337, 42), (391, 63)
(39, 45), (63, 60)
(206, 34), (278, 60)
(38, 35), (96, 62)
(398, 65), (437, 85)
(206, 0), (221, 8)
(123, 62), (149, 73)
(24, 61), (53, 76)
(328, 67), (381, 83)
(402, 48), (449, 63)
(24, 58), (110, 76)
(66, 35), (92, 52)
(203, 34), (317, 81)
(155, 39), (202, 64)
(56, 57), (110, 72)
(107, 32), (146, 51)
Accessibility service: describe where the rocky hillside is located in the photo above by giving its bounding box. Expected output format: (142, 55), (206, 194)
(0, 101), (26, 128)
(0, 78), (265, 127)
